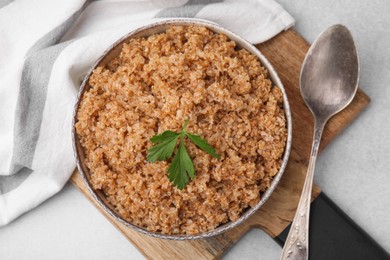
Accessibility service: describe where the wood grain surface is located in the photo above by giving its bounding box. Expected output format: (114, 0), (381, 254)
(70, 28), (370, 259)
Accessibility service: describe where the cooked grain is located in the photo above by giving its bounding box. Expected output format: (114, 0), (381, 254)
(75, 25), (287, 235)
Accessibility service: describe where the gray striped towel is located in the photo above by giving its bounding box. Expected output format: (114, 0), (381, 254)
(0, 0), (294, 226)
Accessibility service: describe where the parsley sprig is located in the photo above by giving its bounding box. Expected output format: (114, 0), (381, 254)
(147, 120), (220, 189)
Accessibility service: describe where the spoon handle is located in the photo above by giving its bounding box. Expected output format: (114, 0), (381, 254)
(280, 119), (326, 260)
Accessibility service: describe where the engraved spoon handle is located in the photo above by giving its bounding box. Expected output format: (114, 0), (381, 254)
(280, 118), (326, 260)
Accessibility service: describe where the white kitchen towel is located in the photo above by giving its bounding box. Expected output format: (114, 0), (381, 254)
(0, 0), (294, 226)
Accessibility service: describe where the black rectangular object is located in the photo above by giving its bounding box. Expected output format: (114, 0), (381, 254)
(275, 192), (390, 260)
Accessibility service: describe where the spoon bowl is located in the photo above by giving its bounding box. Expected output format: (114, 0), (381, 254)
(281, 24), (359, 260)
(301, 25), (359, 120)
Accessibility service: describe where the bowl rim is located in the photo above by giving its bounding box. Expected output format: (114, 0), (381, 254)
(72, 18), (292, 240)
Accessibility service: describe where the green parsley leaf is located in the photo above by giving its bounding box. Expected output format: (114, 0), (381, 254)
(150, 130), (180, 144)
(146, 120), (220, 189)
(167, 140), (195, 190)
(186, 133), (220, 158)
(146, 131), (180, 162)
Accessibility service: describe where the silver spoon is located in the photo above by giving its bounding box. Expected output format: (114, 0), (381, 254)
(280, 24), (359, 260)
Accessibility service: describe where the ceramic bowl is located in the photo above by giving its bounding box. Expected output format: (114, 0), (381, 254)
(72, 18), (292, 240)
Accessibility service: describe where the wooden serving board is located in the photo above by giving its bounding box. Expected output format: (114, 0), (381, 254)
(70, 28), (370, 259)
